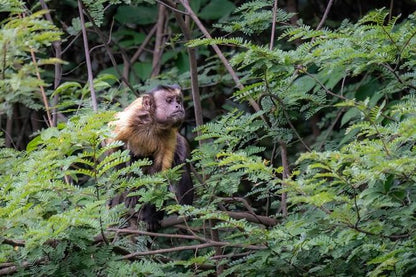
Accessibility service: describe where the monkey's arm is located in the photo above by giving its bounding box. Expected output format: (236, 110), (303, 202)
(172, 134), (194, 205)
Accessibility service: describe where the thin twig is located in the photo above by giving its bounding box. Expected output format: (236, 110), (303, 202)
(267, 1), (291, 217)
(130, 25), (158, 64)
(121, 241), (266, 260)
(269, 0), (278, 50)
(151, 4), (166, 77)
(163, 0), (204, 138)
(316, 0), (334, 30)
(77, 0), (98, 112)
(388, 0), (394, 22)
(155, 0), (188, 15)
(30, 49), (53, 127)
(39, 0), (62, 127)
(209, 219), (224, 275)
(1, 238), (25, 247)
(159, 210), (278, 228)
(279, 142), (289, 217)
(219, 197), (268, 226)
(61, 33), (81, 55)
(260, 93), (311, 152)
(317, 107), (345, 150)
(82, 10), (137, 94)
(382, 63), (416, 91)
(108, 228), (198, 240)
(381, 25), (400, 53)
(302, 68), (397, 122)
(353, 189), (361, 228)
(395, 29), (416, 71)
(122, 24), (158, 86)
(317, 73), (347, 150)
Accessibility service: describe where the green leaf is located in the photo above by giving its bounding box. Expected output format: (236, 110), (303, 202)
(199, 0), (236, 20)
(26, 135), (42, 152)
(115, 5), (158, 25)
(341, 107), (361, 127)
(132, 62), (152, 81)
(52, 82), (82, 97)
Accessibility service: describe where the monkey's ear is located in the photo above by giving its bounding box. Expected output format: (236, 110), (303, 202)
(142, 95), (153, 110)
(134, 95), (153, 124)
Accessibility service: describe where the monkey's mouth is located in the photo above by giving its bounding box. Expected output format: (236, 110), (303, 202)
(172, 110), (185, 117)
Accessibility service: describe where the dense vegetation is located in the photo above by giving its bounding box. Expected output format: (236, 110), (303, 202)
(1, 0), (416, 275)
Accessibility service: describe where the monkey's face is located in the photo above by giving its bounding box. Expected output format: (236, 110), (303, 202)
(153, 88), (185, 127)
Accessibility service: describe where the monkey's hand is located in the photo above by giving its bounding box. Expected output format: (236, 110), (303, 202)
(140, 204), (165, 232)
(124, 195), (139, 209)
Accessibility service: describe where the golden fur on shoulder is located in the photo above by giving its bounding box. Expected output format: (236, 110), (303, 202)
(109, 92), (180, 172)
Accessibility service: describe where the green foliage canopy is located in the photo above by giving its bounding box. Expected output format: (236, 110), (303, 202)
(1, 1), (416, 276)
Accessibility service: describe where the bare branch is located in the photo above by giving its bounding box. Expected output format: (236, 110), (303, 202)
(77, 0), (98, 112)
(108, 228), (198, 240)
(159, 211), (278, 228)
(0, 259), (46, 276)
(162, 0), (204, 138)
(39, 0), (62, 127)
(269, 0), (278, 50)
(82, 10), (137, 95)
(155, 0), (188, 15)
(121, 240), (266, 260)
(151, 4), (166, 77)
(1, 238), (25, 247)
(130, 25), (158, 64)
(30, 49), (53, 127)
(389, 0), (394, 22)
(316, 0), (334, 30)
(279, 142), (289, 217)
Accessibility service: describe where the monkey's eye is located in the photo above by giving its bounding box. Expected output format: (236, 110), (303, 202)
(166, 97), (173, 104)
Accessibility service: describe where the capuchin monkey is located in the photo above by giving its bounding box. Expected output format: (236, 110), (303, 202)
(109, 84), (194, 231)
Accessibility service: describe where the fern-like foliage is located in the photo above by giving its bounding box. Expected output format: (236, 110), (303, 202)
(186, 6), (416, 276)
(0, 109), (177, 274)
(3, 1), (416, 275)
(277, 96), (416, 275)
(0, 8), (62, 116)
(215, 0), (295, 35)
